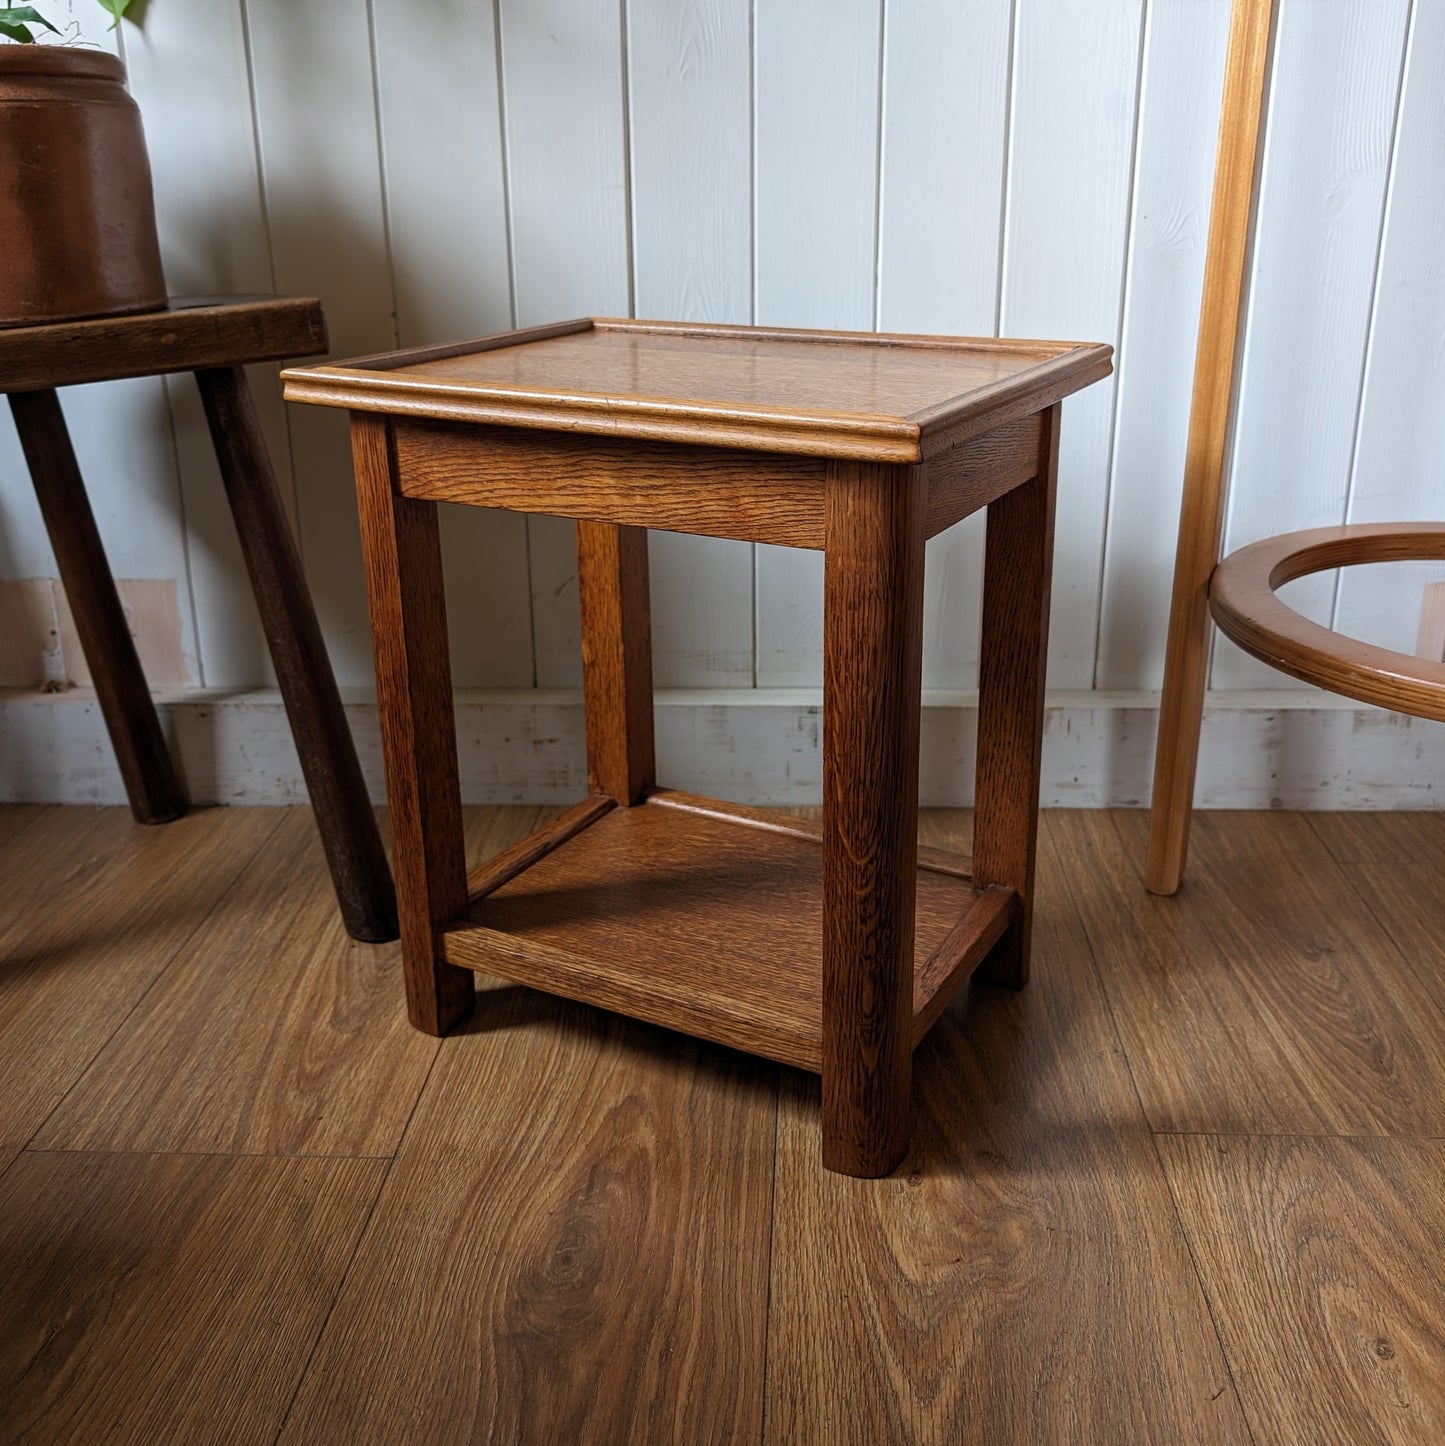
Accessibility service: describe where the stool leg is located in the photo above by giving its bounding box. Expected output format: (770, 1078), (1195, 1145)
(821, 459), (926, 1178)
(195, 365), (397, 943)
(9, 388), (186, 823)
(351, 414), (471, 1033)
(576, 520), (654, 804)
(973, 402), (1061, 989)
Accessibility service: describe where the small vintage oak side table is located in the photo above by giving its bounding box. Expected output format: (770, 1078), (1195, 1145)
(2, 297), (396, 942)
(284, 318), (1111, 1176)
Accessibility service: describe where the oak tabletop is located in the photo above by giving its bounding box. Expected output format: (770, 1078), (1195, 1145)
(283, 317), (1112, 463)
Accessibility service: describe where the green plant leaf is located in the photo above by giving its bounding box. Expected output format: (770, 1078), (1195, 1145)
(94, 0), (134, 27)
(0, 6), (60, 40)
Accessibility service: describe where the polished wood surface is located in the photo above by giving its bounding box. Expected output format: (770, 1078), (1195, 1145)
(313, 318), (1105, 1175)
(465, 793), (616, 900)
(352, 414), (472, 1035)
(34, 810), (436, 1158)
(0, 295), (326, 392)
(649, 788), (975, 878)
(281, 981), (777, 1445)
(442, 798), (993, 1073)
(284, 316), (1111, 462)
(1161, 1134), (1445, 1443)
(1210, 523), (1445, 719)
(922, 412), (1044, 539)
(1052, 808), (1445, 1136)
(766, 819), (1251, 1444)
(0, 1150), (385, 1444)
(1146, 0), (1271, 894)
(8, 387), (185, 824)
(820, 458), (927, 1175)
(972, 403), (1061, 987)
(392, 411), (1044, 550)
(0, 806), (281, 1155)
(576, 520), (655, 803)
(196, 364), (396, 941)
(394, 417), (829, 547)
(3, 802), (1444, 1440)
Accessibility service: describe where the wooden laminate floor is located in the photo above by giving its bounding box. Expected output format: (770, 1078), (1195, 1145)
(1, 803), (1442, 1444)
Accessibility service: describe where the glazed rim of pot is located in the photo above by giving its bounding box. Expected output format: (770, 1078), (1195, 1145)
(0, 48), (125, 82)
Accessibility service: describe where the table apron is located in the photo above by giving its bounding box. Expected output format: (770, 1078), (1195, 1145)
(391, 418), (828, 548)
(386, 414), (1046, 549)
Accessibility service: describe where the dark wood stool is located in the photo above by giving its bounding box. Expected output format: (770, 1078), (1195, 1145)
(1, 296), (396, 942)
(285, 317), (1110, 1174)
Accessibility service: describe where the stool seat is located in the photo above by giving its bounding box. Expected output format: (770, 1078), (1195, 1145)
(2, 296), (397, 941)
(1210, 523), (1445, 720)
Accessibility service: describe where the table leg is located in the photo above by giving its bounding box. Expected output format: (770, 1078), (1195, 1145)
(8, 388), (186, 824)
(973, 402), (1061, 988)
(821, 459), (926, 1178)
(576, 520), (654, 804)
(351, 414), (471, 1033)
(195, 365), (397, 943)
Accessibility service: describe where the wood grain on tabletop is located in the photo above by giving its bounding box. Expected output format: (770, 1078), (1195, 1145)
(283, 317), (1111, 462)
(0, 1149), (384, 1445)
(766, 817), (1249, 1445)
(0, 805), (282, 1150)
(281, 980), (777, 1445)
(1050, 809), (1445, 1137)
(1147, 0), (1276, 895)
(970, 404), (1060, 990)
(32, 809), (436, 1160)
(351, 412), (474, 1036)
(576, 519), (655, 804)
(1210, 524), (1445, 720)
(9, 387), (186, 824)
(0, 295), (326, 392)
(1160, 1133), (1445, 1444)
(444, 799), (977, 1075)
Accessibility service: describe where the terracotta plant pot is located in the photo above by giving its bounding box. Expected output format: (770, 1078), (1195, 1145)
(0, 46), (166, 326)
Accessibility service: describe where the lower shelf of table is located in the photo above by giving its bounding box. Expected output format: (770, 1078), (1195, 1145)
(440, 789), (1017, 1073)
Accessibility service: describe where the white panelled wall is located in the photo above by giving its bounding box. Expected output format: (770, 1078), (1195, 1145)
(2, 0), (1444, 808)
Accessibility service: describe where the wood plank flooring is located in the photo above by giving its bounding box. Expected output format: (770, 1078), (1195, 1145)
(1, 803), (1443, 1443)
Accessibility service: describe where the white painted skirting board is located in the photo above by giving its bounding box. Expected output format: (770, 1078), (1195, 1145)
(1, 687), (1443, 810)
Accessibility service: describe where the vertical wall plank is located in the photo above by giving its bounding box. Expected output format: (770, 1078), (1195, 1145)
(878, 0), (1012, 691)
(1094, 0), (1233, 691)
(1334, 3), (1445, 659)
(499, 0), (632, 688)
(124, 0), (287, 689)
(1212, 0), (1411, 689)
(1001, 0), (1144, 691)
(629, 0), (754, 689)
(372, 0), (533, 689)
(244, 0), (396, 688)
(753, 0), (883, 686)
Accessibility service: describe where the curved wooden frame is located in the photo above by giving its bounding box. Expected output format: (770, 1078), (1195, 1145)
(1210, 524), (1445, 722)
